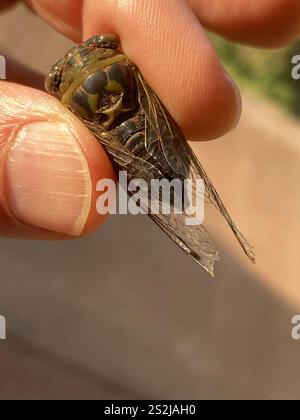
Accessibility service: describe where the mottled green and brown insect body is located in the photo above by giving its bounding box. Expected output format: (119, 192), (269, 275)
(45, 34), (255, 276)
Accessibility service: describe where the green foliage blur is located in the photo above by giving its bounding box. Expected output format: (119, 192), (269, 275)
(211, 35), (300, 117)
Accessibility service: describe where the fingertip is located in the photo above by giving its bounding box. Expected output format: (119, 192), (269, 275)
(25, 0), (83, 42)
(83, 0), (241, 142)
(167, 52), (242, 141)
(25, 0), (242, 142)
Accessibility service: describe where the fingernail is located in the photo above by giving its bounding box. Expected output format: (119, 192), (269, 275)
(5, 122), (92, 236)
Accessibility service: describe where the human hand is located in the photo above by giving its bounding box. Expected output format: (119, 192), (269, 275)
(0, 0), (299, 239)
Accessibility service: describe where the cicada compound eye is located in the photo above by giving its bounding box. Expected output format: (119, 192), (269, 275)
(45, 62), (64, 95)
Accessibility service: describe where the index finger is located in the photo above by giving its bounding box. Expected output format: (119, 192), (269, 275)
(25, 0), (241, 141)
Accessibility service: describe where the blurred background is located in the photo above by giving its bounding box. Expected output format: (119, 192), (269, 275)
(0, 3), (300, 400)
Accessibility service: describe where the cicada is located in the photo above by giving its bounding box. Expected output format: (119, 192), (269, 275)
(45, 34), (255, 276)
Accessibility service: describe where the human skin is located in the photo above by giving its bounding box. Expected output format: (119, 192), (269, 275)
(0, 0), (300, 239)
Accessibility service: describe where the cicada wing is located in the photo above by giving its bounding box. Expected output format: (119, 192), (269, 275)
(188, 152), (256, 263)
(85, 120), (220, 275)
(135, 72), (190, 179)
(149, 213), (219, 276)
(135, 71), (255, 263)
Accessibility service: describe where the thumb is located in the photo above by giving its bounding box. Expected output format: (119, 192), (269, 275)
(0, 82), (114, 239)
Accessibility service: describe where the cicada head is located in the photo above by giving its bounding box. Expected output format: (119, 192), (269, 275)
(45, 34), (120, 97)
(45, 34), (138, 128)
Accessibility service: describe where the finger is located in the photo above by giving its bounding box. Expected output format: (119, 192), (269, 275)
(24, 0), (83, 43)
(0, 82), (114, 239)
(85, 0), (241, 140)
(188, 0), (300, 47)
(25, 0), (241, 141)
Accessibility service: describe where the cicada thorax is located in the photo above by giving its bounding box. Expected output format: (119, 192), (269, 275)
(66, 59), (162, 169)
(68, 61), (140, 130)
(64, 55), (179, 178)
